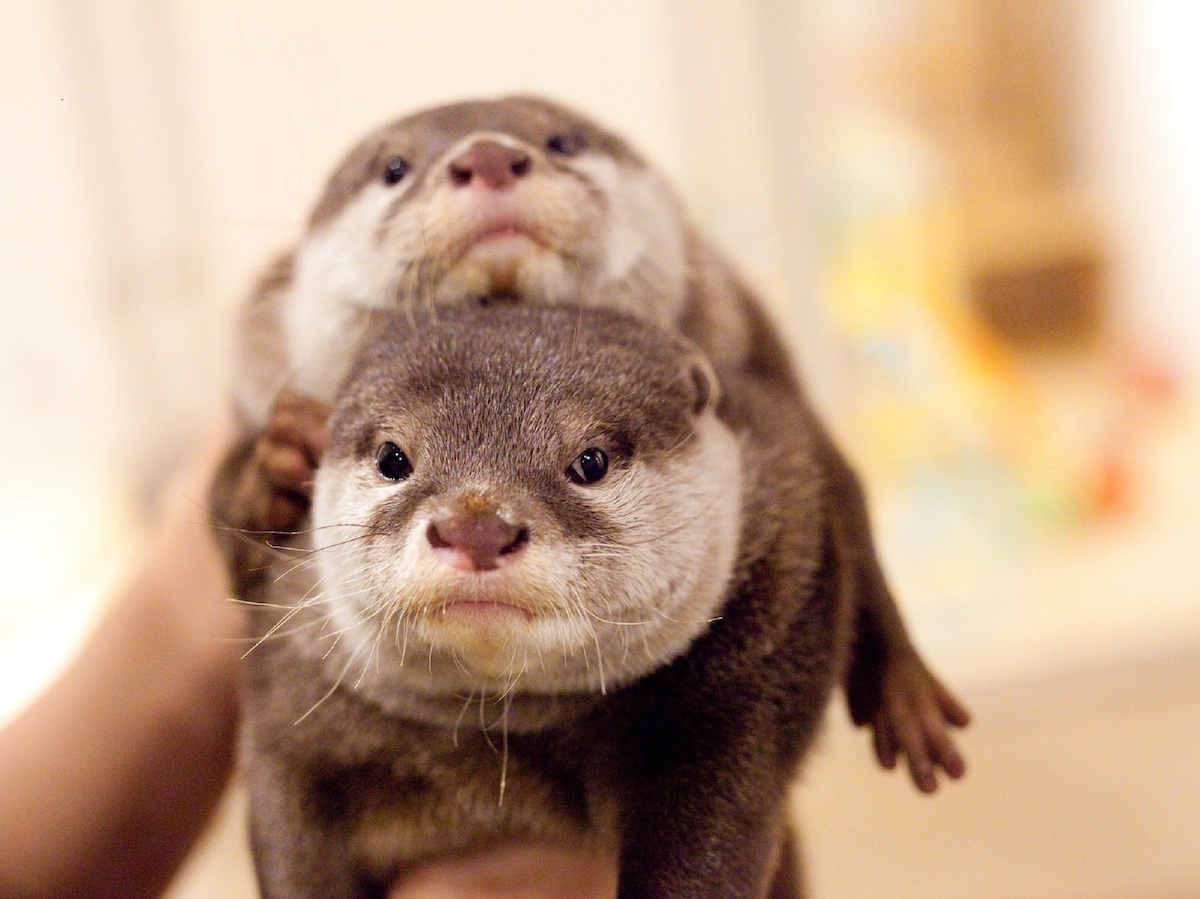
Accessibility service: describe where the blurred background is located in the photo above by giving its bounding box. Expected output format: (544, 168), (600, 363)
(1, 1), (1197, 897)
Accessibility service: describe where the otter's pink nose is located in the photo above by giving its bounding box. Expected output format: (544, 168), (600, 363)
(427, 511), (529, 572)
(448, 140), (531, 190)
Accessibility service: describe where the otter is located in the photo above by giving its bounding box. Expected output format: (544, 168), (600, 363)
(217, 94), (968, 795)
(234, 303), (848, 898)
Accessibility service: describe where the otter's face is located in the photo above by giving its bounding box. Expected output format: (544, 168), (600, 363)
(302, 308), (740, 715)
(284, 96), (690, 393)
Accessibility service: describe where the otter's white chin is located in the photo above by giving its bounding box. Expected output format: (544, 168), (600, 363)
(405, 608), (597, 687)
(439, 241), (572, 303)
(464, 231), (541, 262)
(420, 603), (537, 679)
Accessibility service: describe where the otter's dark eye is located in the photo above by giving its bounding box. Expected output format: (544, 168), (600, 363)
(567, 448), (608, 485)
(382, 156), (410, 185)
(546, 133), (582, 157)
(375, 442), (413, 481)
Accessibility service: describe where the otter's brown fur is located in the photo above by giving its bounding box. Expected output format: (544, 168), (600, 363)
(214, 96), (968, 796)
(236, 304), (852, 898)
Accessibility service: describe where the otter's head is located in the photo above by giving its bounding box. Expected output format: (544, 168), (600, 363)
(306, 305), (740, 722)
(283, 96), (690, 382)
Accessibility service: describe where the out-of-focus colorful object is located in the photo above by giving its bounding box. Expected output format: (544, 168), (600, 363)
(809, 0), (1180, 615)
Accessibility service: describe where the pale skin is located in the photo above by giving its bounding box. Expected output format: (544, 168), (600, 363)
(0, 429), (617, 899)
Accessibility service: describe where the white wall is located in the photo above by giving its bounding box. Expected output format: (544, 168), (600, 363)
(1079, 0), (1200, 374)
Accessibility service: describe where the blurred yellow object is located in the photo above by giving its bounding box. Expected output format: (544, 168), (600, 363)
(816, 107), (1179, 625)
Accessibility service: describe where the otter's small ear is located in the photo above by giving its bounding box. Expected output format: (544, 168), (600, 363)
(684, 354), (721, 417)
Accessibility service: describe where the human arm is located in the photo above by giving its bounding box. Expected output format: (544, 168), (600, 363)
(0, 433), (245, 899)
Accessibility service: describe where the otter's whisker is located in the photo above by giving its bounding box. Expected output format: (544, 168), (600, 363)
(294, 639), (369, 725)
(587, 614), (607, 695)
(452, 687), (476, 748)
(584, 610), (653, 627)
(396, 614), (411, 668)
(479, 689), (498, 754)
(497, 692), (511, 807)
(243, 596), (329, 658)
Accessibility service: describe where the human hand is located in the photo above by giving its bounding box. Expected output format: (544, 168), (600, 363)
(387, 843), (619, 899)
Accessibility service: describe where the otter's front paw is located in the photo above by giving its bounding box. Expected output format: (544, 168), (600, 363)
(247, 390), (332, 532)
(849, 650), (970, 793)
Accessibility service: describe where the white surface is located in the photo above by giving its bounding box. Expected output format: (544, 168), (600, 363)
(802, 647), (1200, 899)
